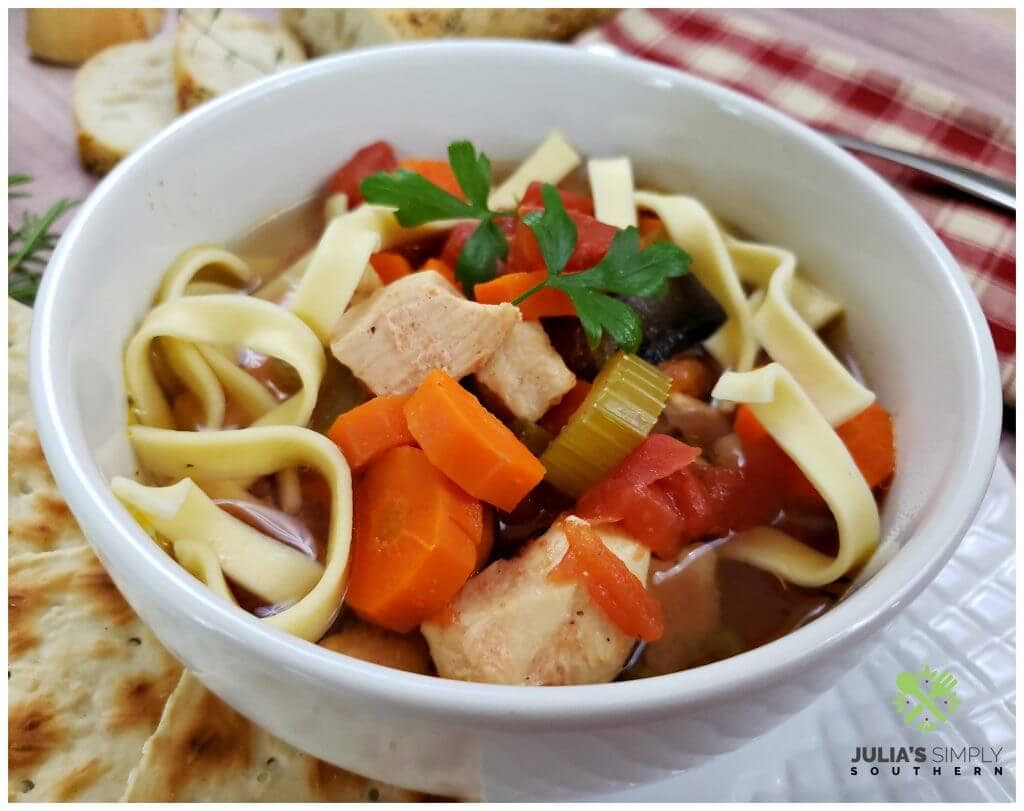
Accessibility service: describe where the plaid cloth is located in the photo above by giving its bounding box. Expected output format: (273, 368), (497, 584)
(579, 9), (1016, 405)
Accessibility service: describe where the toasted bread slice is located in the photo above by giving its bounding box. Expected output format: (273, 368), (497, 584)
(174, 10), (305, 111)
(26, 8), (164, 65)
(73, 40), (177, 176)
(281, 8), (617, 55)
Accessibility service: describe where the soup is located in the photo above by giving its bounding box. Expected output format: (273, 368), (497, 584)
(111, 132), (895, 686)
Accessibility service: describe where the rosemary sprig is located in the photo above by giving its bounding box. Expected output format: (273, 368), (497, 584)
(8, 175), (78, 305)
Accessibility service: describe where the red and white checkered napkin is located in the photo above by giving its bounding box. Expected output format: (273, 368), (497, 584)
(579, 9), (1016, 405)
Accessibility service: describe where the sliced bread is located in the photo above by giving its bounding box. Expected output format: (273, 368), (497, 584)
(174, 10), (305, 112)
(281, 8), (617, 56)
(72, 40), (177, 176)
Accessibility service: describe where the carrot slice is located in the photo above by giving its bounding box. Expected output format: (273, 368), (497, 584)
(539, 379), (592, 434)
(549, 518), (664, 642)
(369, 252), (413, 284)
(326, 396), (415, 471)
(346, 446), (478, 632)
(404, 369), (546, 511)
(399, 159), (465, 200)
(473, 270), (576, 320)
(419, 257), (459, 289)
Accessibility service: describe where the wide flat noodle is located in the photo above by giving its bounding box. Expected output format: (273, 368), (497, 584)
(172, 539), (239, 605)
(113, 425), (353, 641)
(724, 238), (843, 330)
(588, 157), (636, 228)
(122, 672), (426, 802)
(112, 477), (323, 605)
(754, 261), (875, 425)
(712, 363), (880, 587)
(124, 295), (324, 430)
(634, 191), (758, 371)
(489, 130), (581, 211)
(288, 213), (381, 343)
(9, 301), (86, 555)
(9, 546), (182, 802)
(153, 245), (257, 429)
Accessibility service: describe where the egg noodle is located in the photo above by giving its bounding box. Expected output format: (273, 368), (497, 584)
(111, 132), (882, 645)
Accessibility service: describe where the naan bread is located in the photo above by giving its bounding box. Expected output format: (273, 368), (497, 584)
(8, 300), (85, 555)
(122, 672), (426, 802)
(8, 546), (183, 802)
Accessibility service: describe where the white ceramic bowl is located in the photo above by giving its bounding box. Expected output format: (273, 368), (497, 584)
(31, 42), (1002, 800)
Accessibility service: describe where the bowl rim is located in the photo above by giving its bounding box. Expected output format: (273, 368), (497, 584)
(30, 40), (1002, 728)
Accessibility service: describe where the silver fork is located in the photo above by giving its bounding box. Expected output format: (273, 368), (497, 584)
(825, 132), (1016, 212)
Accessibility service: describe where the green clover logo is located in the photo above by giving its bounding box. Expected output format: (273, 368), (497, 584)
(892, 666), (961, 733)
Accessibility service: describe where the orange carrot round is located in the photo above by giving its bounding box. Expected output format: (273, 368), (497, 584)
(549, 519), (664, 642)
(369, 252), (413, 284)
(404, 369), (546, 512)
(346, 446), (478, 633)
(326, 395), (415, 472)
(736, 402), (896, 505)
(419, 257), (459, 289)
(473, 270), (576, 320)
(398, 159), (465, 200)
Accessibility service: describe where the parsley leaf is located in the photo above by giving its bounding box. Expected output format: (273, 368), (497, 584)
(360, 140), (510, 294)
(359, 169), (478, 226)
(447, 140), (491, 211)
(520, 184), (576, 273)
(514, 183), (691, 353)
(457, 217), (508, 296)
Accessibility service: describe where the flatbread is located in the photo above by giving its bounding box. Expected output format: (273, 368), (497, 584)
(8, 300), (85, 555)
(8, 546), (183, 801)
(121, 672), (427, 802)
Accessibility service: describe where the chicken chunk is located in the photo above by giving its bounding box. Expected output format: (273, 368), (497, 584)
(421, 519), (651, 685)
(636, 543), (721, 677)
(475, 321), (576, 421)
(330, 271), (519, 396)
(656, 392), (732, 451)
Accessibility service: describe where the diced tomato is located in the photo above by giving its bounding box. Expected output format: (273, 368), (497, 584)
(508, 208), (617, 274)
(576, 433), (785, 559)
(520, 182), (594, 215)
(576, 435), (701, 558)
(328, 141), (398, 205)
(549, 518), (664, 642)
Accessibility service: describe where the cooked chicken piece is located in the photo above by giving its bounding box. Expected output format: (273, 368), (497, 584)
(421, 519), (651, 685)
(475, 321), (575, 421)
(320, 620), (432, 675)
(638, 544), (721, 676)
(656, 392), (732, 451)
(330, 271), (519, 396)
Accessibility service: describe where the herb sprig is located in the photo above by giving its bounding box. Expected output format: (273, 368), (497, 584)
(514, 184), (691, 352)
(8, 175), (78, 305)
(360, 141), (509, 294)
(359, 139), (691, 352)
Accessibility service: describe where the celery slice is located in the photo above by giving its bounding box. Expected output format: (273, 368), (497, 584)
(541, 351), (671, 497)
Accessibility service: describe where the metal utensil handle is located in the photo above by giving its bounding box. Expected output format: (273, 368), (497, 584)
(828, 133), (1016, 212)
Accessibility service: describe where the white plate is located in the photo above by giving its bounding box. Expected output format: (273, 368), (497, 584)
(604, 458), (1016, 802)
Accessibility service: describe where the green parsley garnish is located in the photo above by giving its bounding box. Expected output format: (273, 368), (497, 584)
(359, 139), (691, 352)
(360, 141), (508, 294)
(513, 184), (691, 352)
